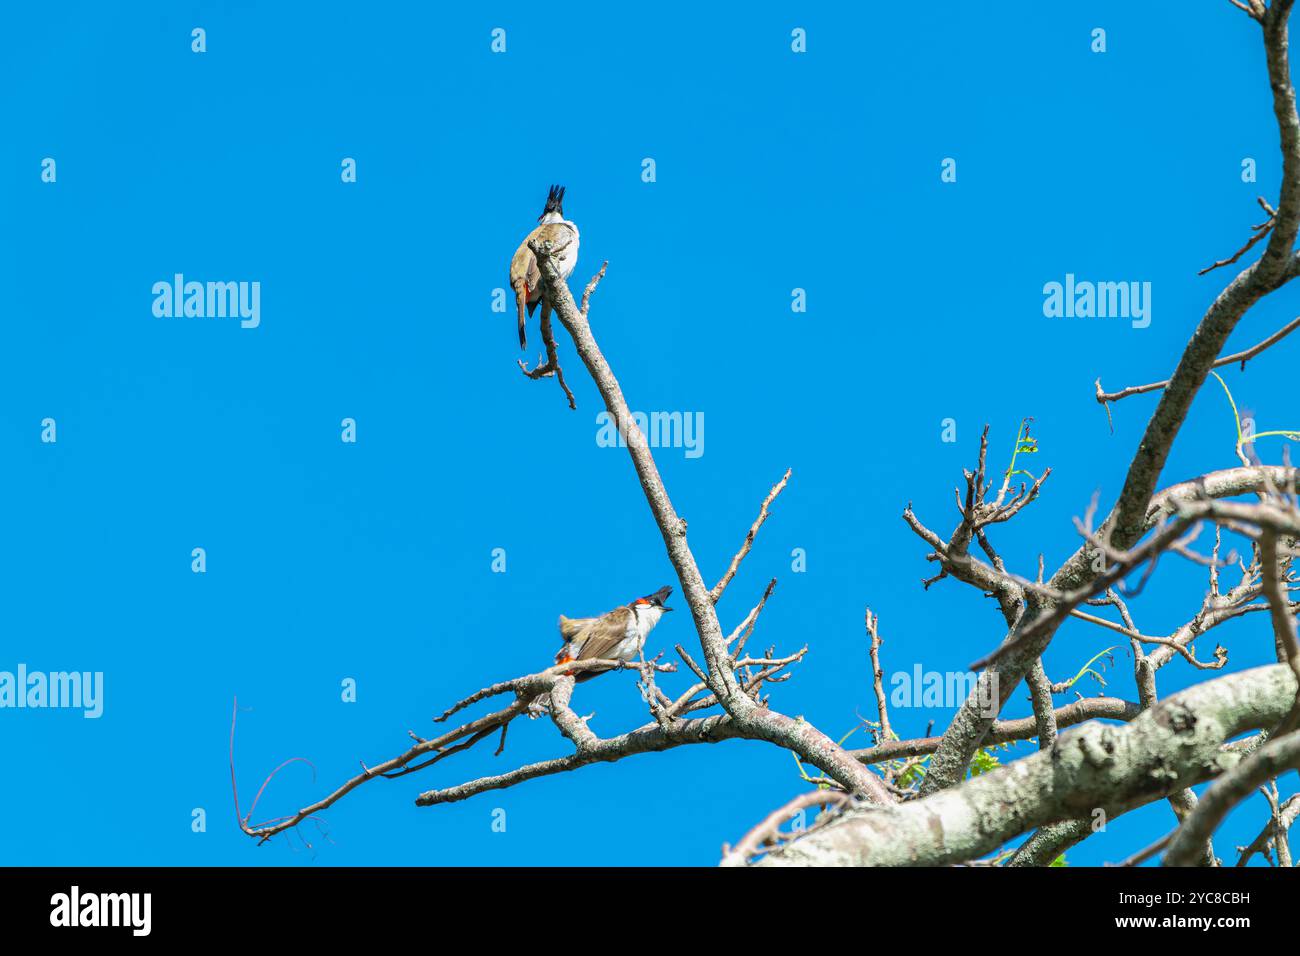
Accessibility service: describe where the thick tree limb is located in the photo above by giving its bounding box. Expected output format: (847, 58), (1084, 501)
(1163, 729), (1300, 865)
(1006, 819), (1094, 866)
(755, 664), (1297, 866)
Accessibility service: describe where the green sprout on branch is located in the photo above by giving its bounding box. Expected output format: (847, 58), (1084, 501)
(1005, 417), (1041, 481)
(1209, 371), (1299, 460)
(1060, 646), (1117, 692)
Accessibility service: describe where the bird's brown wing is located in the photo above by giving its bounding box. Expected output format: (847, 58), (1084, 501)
(571, 606), (632, 661)
(509, 240), (541, 298)
(510, 223), (573, 297)
(557, 615), (594, 643)
(509, 239), (541, 348)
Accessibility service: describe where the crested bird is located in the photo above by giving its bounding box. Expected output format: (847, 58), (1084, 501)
(554, 585), (674, 674)
(525, 586), (674, 718)
(509, 184), (580, 349)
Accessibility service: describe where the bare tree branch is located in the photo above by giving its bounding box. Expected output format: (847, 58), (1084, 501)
(1236, 792), (1300, 865)
(1197, 195), (1277, 276)
(234, 657), (652, 843)
(529, 241), (894, 803)
(848, 696), (1141, 765)
(864, 608), (893, 743)
(417, 713), (742, 807)
(719, 790), (852, 867)
(517, 305), (577, 410)
(1259, 528), (1300, 733)
(710, 468), (791, 605)
(1095, 314), (1300, 410)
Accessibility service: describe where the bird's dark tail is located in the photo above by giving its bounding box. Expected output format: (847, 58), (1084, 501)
(515, 282), (529, 349)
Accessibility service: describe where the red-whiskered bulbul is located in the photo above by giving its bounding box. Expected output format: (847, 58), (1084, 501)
(509, 184), (580, 349)
(526, 586), (674, 716)
(555, 586), (673, 675)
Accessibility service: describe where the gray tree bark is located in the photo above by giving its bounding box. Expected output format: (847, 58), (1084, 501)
(753, 665), (1296, 866)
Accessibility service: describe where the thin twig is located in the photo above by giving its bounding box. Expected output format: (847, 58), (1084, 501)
(711, 469), (792, 605)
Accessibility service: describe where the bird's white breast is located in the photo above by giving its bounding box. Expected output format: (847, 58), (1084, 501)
(556, 223), (579, 280)
(611, 604), (663, 661)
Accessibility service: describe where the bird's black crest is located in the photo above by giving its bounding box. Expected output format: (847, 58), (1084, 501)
(646, 585), (672, 606)
(543, 184), (566, 214)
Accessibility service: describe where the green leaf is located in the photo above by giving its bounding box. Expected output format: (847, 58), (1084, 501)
(969, 747), (1002, 777)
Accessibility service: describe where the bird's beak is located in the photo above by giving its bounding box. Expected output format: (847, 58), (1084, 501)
(662, 605), (674, 612)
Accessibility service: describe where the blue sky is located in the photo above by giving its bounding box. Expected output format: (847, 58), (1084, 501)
(1, 1), (1296, 866)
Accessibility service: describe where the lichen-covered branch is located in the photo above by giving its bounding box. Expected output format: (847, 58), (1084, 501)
(1164, 728), (1300, 865)
(754, 664), (1297, 866)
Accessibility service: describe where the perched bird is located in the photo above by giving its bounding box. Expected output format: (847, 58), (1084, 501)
(555, 585), (674, 675)
(525, 586), (674, 717)
(509, 184), (580, 349)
